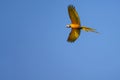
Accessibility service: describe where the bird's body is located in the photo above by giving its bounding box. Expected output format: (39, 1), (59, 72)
(67, 24), (80, 28)
(67, 5), (98, 42)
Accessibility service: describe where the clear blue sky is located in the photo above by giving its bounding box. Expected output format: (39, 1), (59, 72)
(0, 0), (120, 80)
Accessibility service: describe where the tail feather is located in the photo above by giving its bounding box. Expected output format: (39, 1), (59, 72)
(81, 26), (98, 33)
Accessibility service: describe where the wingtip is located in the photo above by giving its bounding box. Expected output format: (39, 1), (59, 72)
(67, 40), (75, 43)
(67, 39), (76, 43)
(68, 4), (75, 9)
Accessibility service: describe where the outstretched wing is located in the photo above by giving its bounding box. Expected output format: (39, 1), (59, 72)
(68, 5), (80, 25)
(67, 28), (80, 42)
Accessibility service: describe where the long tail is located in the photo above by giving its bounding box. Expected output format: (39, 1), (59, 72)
(81, 26), (99, 33)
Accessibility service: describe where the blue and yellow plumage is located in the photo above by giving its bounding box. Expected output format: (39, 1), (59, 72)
(67, 5), (98, 42)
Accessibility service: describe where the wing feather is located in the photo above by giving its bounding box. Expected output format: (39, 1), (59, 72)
(67, 28), (80, 42)
(68, 5), (80, 25)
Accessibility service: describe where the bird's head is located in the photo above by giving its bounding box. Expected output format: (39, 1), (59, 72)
(66, 24), (71, 28)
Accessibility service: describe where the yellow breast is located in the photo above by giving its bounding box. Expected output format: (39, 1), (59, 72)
(70, 24), (80, 28)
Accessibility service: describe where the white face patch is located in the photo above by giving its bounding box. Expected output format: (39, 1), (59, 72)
(66, 25), (70, 28)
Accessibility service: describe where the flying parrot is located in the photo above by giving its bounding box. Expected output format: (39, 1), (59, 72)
(67, 5), (98, 42)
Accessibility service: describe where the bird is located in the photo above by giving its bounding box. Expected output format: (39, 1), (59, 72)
(67, 5), (98, 42)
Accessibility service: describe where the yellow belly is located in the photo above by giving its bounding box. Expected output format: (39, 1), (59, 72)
(70, 24), (80, 28)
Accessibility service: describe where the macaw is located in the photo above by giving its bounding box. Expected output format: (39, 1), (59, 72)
(67, 5), (98, 42)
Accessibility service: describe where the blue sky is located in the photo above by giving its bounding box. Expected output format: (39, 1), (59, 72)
(0, 0), (120, 80)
